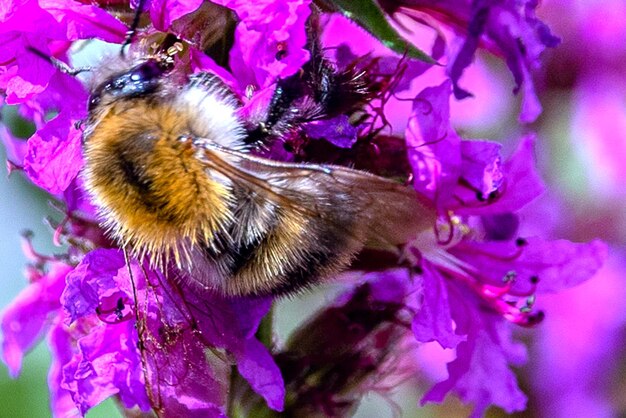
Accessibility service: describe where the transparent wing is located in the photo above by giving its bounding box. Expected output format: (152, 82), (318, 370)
(196, 141), (435, 248)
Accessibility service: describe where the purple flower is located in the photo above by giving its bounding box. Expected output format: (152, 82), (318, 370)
(60, 249), (283, 416)
(379, 0), (559, 123)
(215, 0), (311, 89)
(0, 0), (126, 105)
(404, 80), (608, 415)
(2, 242), (284, 416)
(529, 255), (626, 418)
(60, 320), (150, 415)
(0, 0), (609, 417)
(304, 115), (359, 148)
(0, 0), (126, 193)
(1, 260), (71, 377)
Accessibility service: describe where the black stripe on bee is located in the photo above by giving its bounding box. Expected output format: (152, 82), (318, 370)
(113, 134), (156, 194)
(271, 250), (332, 294)
(118, 152), (153, 195)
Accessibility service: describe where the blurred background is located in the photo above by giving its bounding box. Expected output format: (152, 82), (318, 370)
(2, 0), (626, 417)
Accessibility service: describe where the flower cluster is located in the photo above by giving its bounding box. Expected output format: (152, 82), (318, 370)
(0, 0), (608, 417)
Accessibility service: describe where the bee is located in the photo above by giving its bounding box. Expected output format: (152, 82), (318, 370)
(80, 28), (434, 297)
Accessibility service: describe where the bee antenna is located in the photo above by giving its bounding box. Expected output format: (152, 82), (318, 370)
(121, 0), (148, 57)
(26, 47), (91, 76)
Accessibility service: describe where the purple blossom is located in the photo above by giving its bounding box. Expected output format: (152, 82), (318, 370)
(0, 0), (126, 104)
(404, 80), (608, 415)
(0, 0), (125, 193)
(215, 0), (311, 89)
(0, 0), (609, 417)
(60, 249), (283, 415)
(304, 115), (359, 148)
(530, 256), (626, 418)
(379, 0), (559, 123)
(60, 320), (150, 415)
(1, 260), (71, 377)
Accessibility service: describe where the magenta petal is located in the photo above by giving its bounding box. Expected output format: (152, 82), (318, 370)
(407, 81), (462, 206)
(233, 339), (285, 411)
(0, 0), (60, 35)
(518, 65), (542, 123)
(186, 296), (285, 409)
(128, 270), (231, 416)
(412, 265), (466, 349)
(447, 0), (559, 123)
(0, 35), (54, 103)
(149, 0), (203, 31)
(62, 321), (151, 415)
(152, 275), (283, 411)
(305, 115), (358, 148)
(452, 238), (608, 295)
(366, 269), (409, 303)
(422, 303), (527, 417)
(187, 295), (272, 346)
(47, 319), (79, 418)
(459, 140), (503, 197)
(24, 112), (83, 194)
(224, 0), (311, 88)
(0, 0), (29, 21)
(447, 27), (478, 101)
(466, 135), (545, 215)
(516, 238), (609, 293)
(498, 135), (545, 209)
(61, 249), (129, 324)
(40, 0), (126, 42)
(139, 319), (229, 417)
(1, 262), (71, 377)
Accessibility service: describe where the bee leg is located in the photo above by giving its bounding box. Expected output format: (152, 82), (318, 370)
(243, 35), (375, 149)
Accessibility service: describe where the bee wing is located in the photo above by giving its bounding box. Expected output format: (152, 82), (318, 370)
(197, 142), (435, 248)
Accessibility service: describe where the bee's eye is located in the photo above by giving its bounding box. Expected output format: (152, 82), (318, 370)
(129, 60), (163, 83)
(91, 59), (166, 105)
(88, 94), (101, 111)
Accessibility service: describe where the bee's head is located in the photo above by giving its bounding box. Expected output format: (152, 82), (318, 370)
(88, 58), (170, 111)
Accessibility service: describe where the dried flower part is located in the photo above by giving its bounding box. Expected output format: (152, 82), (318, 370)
(231, 273), (410, 417)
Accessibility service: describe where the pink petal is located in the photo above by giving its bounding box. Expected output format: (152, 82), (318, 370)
(1, 262), (71, 377)
(149, 0), (204, 31)
(412, 264), (466, 349)
(24, 112), (83, 194)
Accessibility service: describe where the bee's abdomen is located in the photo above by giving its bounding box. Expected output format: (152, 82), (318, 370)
(207, 188), (364, 296)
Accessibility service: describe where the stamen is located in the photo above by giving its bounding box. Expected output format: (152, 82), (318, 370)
(52, 216), (70, 247)
(20, 230), (55, 265)
(409, 219), (544, 327)
(6, 160), (23, 175)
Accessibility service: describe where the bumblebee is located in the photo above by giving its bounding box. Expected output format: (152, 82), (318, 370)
(81, 31), (434, 297)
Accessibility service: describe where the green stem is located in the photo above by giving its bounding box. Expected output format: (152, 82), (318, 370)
(227, 366), (243, 418)
(256, 303), (275, 348)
